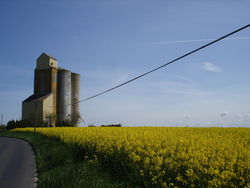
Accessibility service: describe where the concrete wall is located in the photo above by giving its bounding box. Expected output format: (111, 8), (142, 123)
(51, 68), (58, 116)
(22, 101), (43, 125)
(42, 94), (55, 126)
(22, 94), (54, 126)
(34, 68), (58, 115)
(36, 53), (58, 70)
(34, 69), (52, 94)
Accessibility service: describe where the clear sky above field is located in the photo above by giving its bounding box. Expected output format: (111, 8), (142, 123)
(0, 0), (249, 126)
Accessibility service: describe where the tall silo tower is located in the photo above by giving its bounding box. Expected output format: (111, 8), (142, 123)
(71, 73), (80, 126)
(23, 53), (58, 126)
(34, 53), (58, 115)
(57, 69), (72, 122)
(22, 53), (81, 127)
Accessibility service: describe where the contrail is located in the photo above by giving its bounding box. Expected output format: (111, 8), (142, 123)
(151, 36), (250, 45)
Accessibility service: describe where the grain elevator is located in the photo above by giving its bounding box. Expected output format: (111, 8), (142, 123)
(22, 53), (80, 126)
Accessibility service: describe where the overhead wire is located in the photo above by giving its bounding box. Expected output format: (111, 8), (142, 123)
(25, 24), (250, 127)
(74, 24), (250, 103)
(36, 24), (250, 107)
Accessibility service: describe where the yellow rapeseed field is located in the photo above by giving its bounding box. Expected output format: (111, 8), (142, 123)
(14, 127), (250, 187)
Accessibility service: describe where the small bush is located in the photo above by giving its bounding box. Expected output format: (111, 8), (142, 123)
(56, 120), (76, 127)
(6, 119), (32, 130)
(100, 124), (122, 127)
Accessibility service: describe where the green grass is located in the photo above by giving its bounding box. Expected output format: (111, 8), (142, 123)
(0, 131), (127, 188)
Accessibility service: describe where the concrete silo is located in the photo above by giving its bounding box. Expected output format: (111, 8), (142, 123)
(57, 69), (72, 122)
(71, 73), (80, 126)
(22, 53), (81, 127)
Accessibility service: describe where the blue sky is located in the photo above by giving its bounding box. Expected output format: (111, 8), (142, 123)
(0, 0), (249, 126)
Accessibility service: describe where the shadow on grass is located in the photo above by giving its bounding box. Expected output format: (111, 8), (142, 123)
(0, 131), (128, 188)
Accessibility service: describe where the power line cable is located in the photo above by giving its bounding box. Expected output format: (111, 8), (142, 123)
(25, 24), (250, 128)
(35, 24), (250, 107)
(75, 24), (249, 103)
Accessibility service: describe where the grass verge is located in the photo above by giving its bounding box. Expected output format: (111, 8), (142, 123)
(0, 131), (126, 188)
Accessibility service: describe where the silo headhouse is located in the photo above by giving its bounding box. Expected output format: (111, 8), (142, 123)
(22, 53), (80, 126)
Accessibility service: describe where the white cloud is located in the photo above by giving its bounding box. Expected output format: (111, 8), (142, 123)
(202, 62), (221, 72)
(185, 115), (191, 119)
(220, 112), (228, 117)
(148, 79), (212, 97)
(235, 114), (242, 118)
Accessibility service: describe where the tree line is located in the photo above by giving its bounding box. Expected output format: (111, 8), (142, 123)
(0, 120), (122, 131)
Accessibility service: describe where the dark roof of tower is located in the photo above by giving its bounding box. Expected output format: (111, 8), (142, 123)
(22, 93), (51, 103)
(57, 67), (71, 72)
(38, 52), (57, 60)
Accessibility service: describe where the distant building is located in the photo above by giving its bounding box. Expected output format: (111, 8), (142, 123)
(22, 53), (80, 126)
